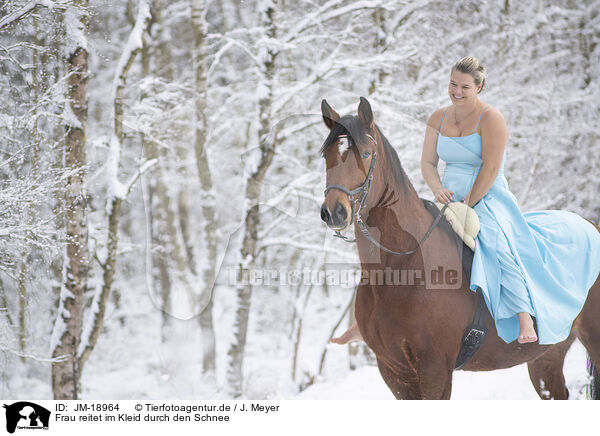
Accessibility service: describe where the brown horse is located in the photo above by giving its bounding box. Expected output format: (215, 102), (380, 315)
(319, 97), (600, 399)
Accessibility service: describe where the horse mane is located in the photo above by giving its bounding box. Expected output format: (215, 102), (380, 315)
(374, 124), (468, 263)
(375, 123), (413, 195)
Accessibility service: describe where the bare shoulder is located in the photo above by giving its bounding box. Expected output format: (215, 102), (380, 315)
(479, 105), (507, 131)
(426, 107), (448, 129)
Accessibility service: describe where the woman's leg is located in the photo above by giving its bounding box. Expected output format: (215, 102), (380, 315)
(330, 322), (363, 344)
(496, 229), (538, 344)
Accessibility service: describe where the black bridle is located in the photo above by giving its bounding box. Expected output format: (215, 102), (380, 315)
(324, 134), (449, 256)
(324, 139), (377, 232)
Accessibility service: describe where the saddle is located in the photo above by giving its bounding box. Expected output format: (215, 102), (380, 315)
(435, 201), (480, 251)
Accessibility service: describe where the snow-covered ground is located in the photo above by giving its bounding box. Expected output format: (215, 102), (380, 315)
(73, 312), (592, 400)
(4, 274), (592, 401)
(298, 340), (591, 400)
(82, 338), (589, 400)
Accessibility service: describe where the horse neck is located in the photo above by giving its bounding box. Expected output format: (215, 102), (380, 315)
(355, 148), (432, 266)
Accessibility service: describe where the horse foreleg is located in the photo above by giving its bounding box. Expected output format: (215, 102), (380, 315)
(376, 358), (421, 399)
(377, 352), (454, 400)
(526, 332), (575, 400)
(415, 354), (454, 400)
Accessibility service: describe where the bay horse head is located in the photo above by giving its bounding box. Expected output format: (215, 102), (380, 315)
(320, 97), (384, 233)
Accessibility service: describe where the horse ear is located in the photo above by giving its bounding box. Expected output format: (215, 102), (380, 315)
(358, 96), (374, 130)
(321, 99), (340, 130)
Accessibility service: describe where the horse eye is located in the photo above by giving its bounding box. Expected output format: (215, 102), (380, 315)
(361, 151), (370, 159)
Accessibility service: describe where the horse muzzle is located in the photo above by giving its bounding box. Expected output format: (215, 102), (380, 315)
(320, 201), (350, 230)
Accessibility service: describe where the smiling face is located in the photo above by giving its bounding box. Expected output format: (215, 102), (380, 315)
(448, 70), (482, 106)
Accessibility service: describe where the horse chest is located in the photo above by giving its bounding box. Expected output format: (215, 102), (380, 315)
(355, 292), (413, 350)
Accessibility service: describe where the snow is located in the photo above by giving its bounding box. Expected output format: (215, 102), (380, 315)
(62, 4), (88, 60)
(61, 98), (82, 129)
(49, 286), (73, 353)
(299, 340), (592, 400)
(105, 0), (152, 213)
(243, 145), (263, 177)
(77, 282), (102, 358)
(57, 299), (596, 400)
(110, 0), (151, 103)
(105, 135), (127, 208)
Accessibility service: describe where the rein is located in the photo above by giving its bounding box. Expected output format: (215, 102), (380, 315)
(324, 134), (449, 256)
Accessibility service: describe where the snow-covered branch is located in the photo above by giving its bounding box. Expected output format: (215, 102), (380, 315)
(0, 344), (68, 363)
(106, 0), (151, 207)
(283, 0), (390, 43)
(0, 0), (70, 30)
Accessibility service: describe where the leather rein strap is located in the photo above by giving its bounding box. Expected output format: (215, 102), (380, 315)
(324, 135), (449, 256)
(357, 203), (448, 256)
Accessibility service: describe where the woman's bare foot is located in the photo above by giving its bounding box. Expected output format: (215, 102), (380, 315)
(517, 312), (538, 344)
(330, 322), (363, 344)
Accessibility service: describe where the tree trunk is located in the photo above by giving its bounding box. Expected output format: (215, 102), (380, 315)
(137, 28), (172, 333)
(77, 0), (152, 381)
(51, 0), (90, 400)
(18, 261), (26, 363)
(139, 0), (197, 335)
(226, 0), (279, 398)
(369, 7), (388, 95)
(190, 0), (217, 378)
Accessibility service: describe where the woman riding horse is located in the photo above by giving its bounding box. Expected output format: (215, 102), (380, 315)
(321, 59), (600, 399)
(331, 56), (599, 347)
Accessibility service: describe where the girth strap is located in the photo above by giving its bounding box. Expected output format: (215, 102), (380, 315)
(454, 288), (488, 370)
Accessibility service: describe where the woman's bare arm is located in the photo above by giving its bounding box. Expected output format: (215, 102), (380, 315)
(464, 108), (508, 206)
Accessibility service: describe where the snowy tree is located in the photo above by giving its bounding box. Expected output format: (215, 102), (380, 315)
(50, 0), (90, 400)
(77, 0), (153, 375)
(190, 0), (217, 378)
(225, 0), (280, 398)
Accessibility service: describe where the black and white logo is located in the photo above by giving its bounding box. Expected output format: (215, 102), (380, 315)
(3, 402), (50, 433)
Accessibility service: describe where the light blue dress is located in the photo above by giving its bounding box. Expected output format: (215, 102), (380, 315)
(436, 107), (600, 344)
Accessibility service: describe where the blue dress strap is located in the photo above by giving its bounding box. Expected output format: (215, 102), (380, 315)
(439, 107), (449, 132)
(476, 106), (488, 134)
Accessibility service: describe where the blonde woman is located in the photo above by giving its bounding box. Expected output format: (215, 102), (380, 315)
(333, 57), (600, 346)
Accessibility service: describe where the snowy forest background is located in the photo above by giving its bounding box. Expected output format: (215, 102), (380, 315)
(0, 0), (598, 399)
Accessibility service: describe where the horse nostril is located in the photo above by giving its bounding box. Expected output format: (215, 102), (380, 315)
(321, 204), (331, 223)
(332, 202), (348, 223)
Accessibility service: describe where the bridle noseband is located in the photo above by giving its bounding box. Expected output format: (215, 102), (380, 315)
(323, 133), (448, 256)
